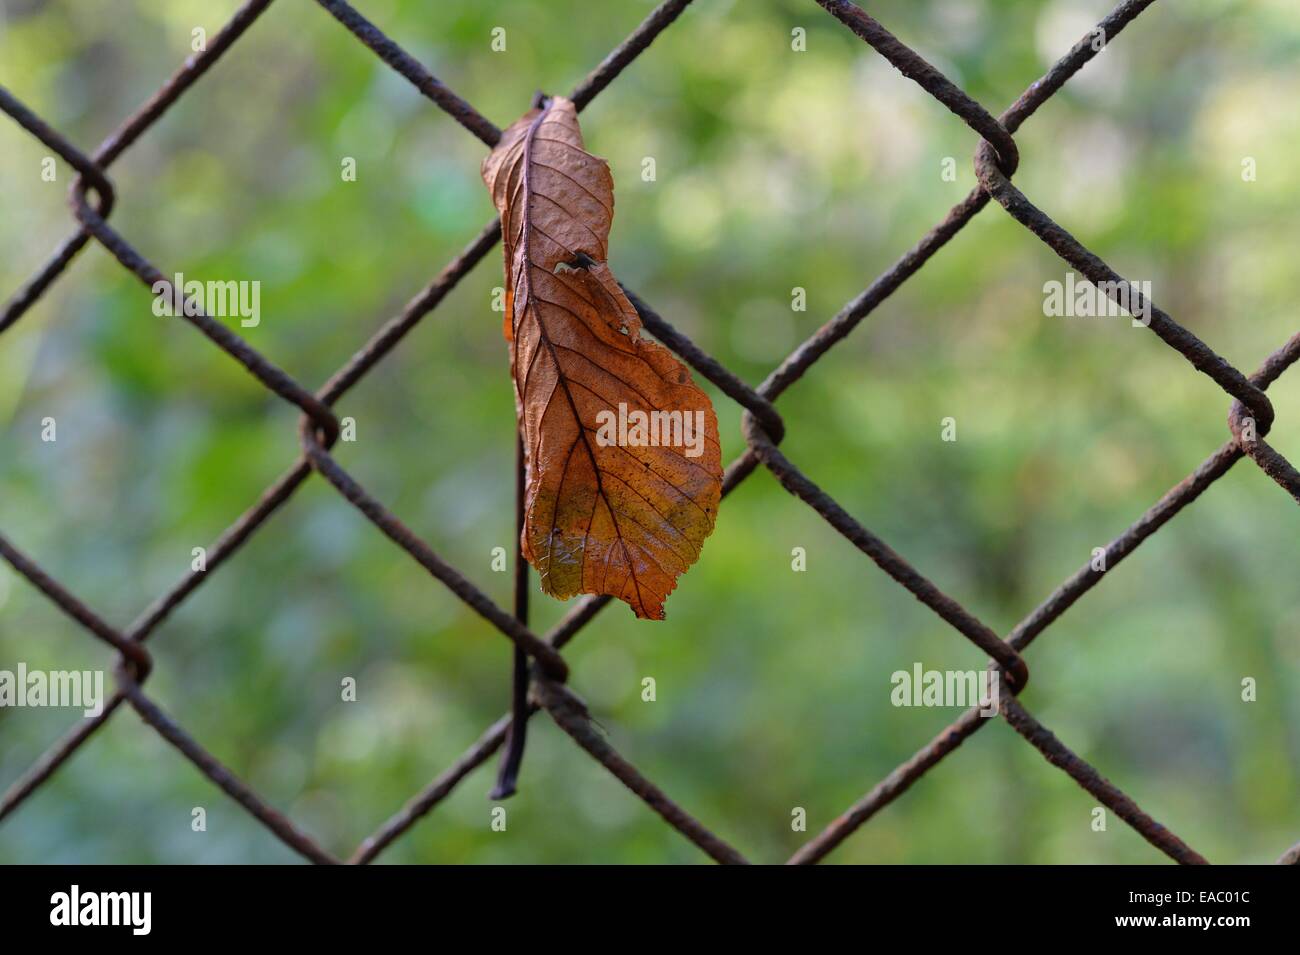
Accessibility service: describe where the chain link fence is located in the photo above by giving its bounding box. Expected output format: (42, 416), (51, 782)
(2, 0), (1298, 865)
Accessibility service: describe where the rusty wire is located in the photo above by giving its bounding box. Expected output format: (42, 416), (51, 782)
(1, 0), (1297, 865)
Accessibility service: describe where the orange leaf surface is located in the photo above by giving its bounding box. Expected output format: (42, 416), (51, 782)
(481, 96), (722, 619)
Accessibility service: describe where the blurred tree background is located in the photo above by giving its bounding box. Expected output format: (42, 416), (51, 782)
(1, 0), (1298, 864)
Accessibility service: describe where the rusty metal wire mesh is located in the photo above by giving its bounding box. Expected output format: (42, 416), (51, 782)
(2, 0), (1298, 865)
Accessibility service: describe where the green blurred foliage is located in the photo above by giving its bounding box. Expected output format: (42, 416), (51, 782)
(1, 0), (1298, 863)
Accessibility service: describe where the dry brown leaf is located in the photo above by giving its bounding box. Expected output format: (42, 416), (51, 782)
(481, 96), (722, 619)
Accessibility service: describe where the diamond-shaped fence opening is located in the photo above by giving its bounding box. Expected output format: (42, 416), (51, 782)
(2, 0), (1298, 865)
